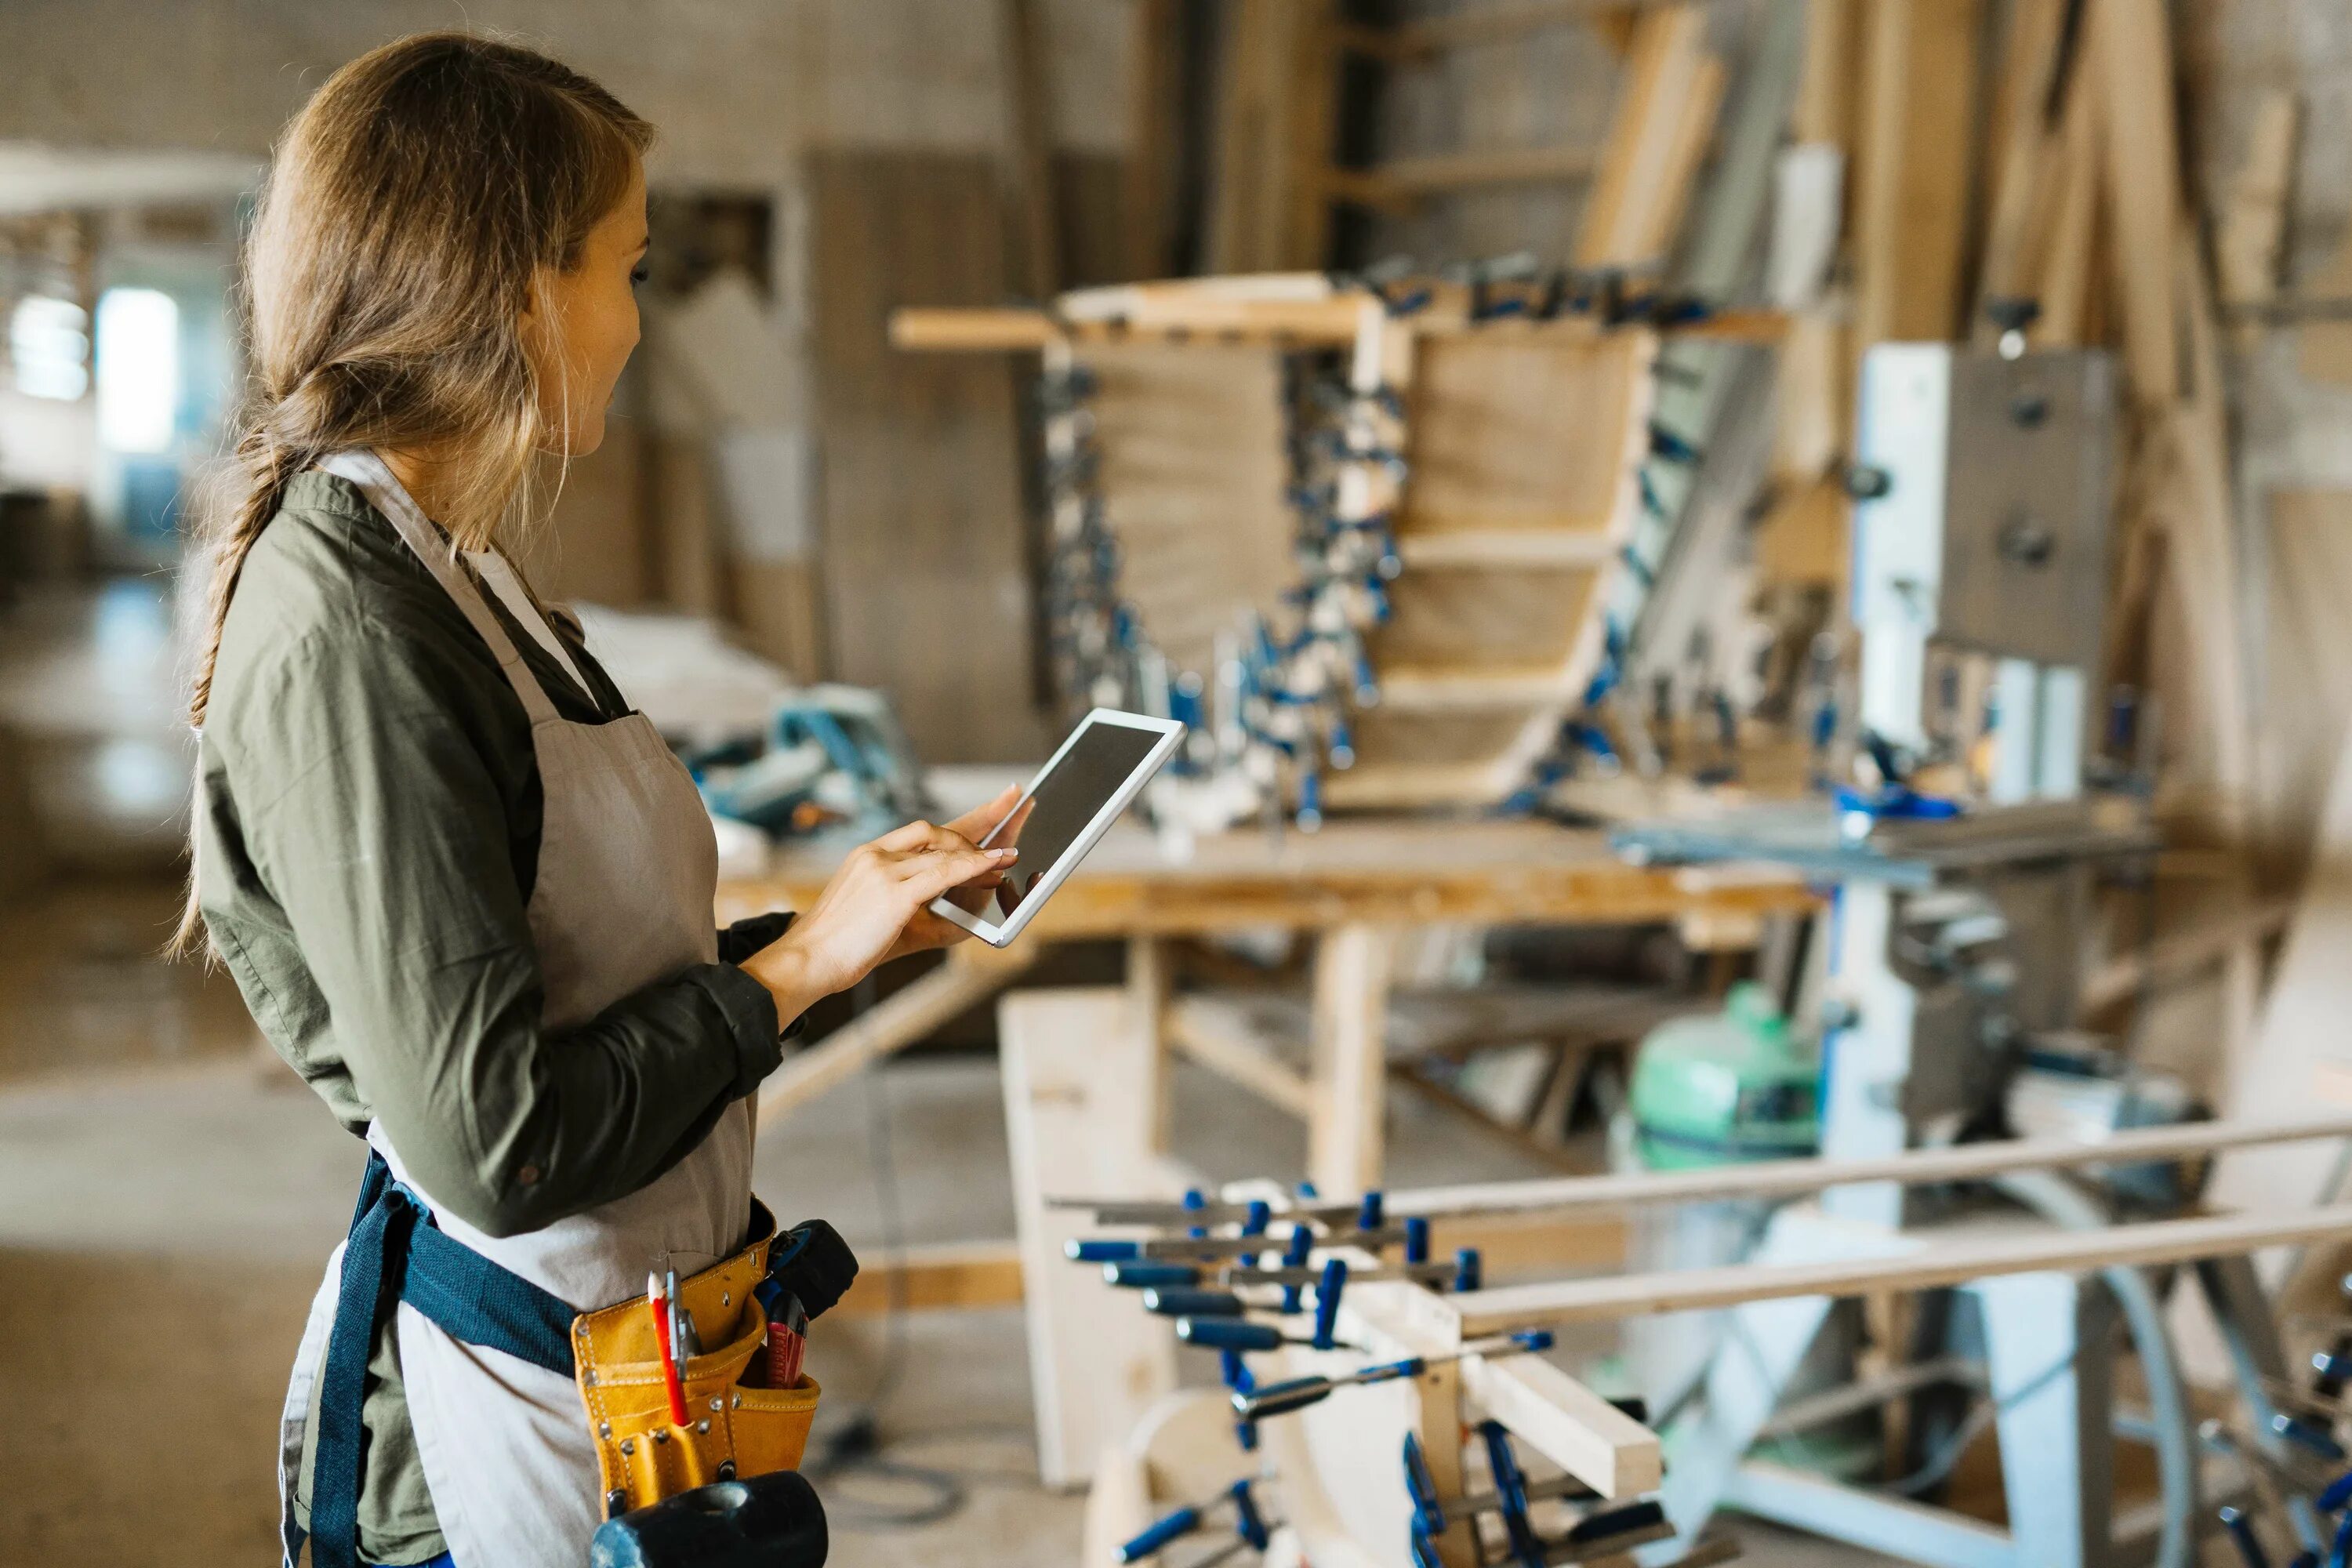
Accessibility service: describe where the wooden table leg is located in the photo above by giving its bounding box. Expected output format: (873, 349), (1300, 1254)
(1309, 923), (1398, 1197)
(1128, 935), (1174, 1156)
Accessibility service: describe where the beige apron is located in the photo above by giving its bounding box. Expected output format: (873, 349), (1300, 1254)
(274, 450), (754, 1567)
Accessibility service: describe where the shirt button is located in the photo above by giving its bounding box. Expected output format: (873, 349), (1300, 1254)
(517, 1163), (542, 1186)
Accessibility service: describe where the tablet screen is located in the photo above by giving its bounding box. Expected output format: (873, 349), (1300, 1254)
(979, 719), (1166, 921)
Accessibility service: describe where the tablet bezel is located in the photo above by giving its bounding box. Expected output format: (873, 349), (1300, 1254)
(927, 708), (1186, 948)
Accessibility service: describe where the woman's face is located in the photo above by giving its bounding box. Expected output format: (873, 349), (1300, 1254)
(524, 161), (648, 457)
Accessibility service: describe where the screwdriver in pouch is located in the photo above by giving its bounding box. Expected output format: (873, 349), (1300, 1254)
(1232, 1328), (1556, 1421)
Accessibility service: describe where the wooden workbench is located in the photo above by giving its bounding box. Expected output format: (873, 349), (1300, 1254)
(722, 815), (1812, 1192)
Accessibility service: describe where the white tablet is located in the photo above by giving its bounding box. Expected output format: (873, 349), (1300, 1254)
(929, 708), (1185, 947)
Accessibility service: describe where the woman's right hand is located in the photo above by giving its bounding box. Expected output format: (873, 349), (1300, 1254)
(739, 818), (1017, 1025)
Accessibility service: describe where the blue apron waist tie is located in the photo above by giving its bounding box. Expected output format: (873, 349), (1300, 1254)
(304, 1149), (579, 1568)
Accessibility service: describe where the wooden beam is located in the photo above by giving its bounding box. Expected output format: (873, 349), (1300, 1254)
(1166, 995), (1318, 1119)
(1453, 1203), (2352, 1334)
(1575, 4), (1726, 272)
(1387, 1112), (2352, 1222)
(2096, 0), (2181, 405)
(1120, 0), (1185, 281)
(1460, 1352), (1663, 1498)
(1972, 0), (2076, 321)
(1852, 0), (1984, 344)
(996, 0), (1062, 299)
(1392, 529), (1617, 569)
(1001, 989), (1181, 1487)
(756, 942), (1036, 1129)
(1309, 924), (1398, 1195)
(1326, 146), (1597, 212)
(833, 1240), (1025, 1315)
(2217, 90), (2301, 340)
(2079, 898), (2295, 1014)
(1340, 0), (1650, 60)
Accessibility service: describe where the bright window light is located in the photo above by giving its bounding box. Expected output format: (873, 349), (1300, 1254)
(9, 295), (89, 401)
(96, 287), (180, 453)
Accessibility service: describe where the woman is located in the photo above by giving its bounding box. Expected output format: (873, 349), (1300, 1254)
(184, 34), (1021, 1568)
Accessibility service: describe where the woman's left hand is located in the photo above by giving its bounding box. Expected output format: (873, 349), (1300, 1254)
(740, 786), (1033, 1025)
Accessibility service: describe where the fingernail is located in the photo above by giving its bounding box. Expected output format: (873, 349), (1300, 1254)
(994, 847), (1018, 860)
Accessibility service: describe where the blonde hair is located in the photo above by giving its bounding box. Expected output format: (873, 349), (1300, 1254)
(176, 31), (650, 950)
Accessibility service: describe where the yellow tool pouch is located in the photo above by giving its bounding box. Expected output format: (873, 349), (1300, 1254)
(572, 1216), (822, 1519)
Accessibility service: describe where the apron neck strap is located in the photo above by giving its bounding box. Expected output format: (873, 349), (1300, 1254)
(316, 451), (561, 727)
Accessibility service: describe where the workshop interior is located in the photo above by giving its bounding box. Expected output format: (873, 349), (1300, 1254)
(9, 2), (2352, 1566)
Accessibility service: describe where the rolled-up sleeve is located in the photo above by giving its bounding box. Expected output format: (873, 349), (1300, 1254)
(225, 622), (779, 1239)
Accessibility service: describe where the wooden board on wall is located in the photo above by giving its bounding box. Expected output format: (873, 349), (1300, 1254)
(530, 412), (652, 609)
(809, 151), (1051, 765)
(2258, 490), (2352, 886)
(1081, 342), (1295, 681)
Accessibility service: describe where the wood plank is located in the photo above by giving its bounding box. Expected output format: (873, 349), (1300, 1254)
(2031, 51), (2103, 350)
(1452, 1203), (2352, 1334)
(1327, 146), (1596, 212)
(996, 0), (1062, 299)
(1342, 0), (1648, 59)
(1167, 995), (1317, 1119)
(1575, 4), (1723, 272)
(755, 942), (1037, 1128)
(2216, 90), (2300, 323)
(2297, 235), (2352, 387)
(1791, 0), (1859, 147)
(808, 152), (1050, 764)
(725, 818), (1819, 942)
(1852, 0), (1984, 345)
(833, 1239), (1025, 1315)
(2079, 898), (2294, 1014)
(1374, 668), (1584, 711)
(1387, 1112), (2352, 1222)
(2256, 491), (2352, 880)
(1309, 924), (1399, 1195)
(1460, 1352), (1663, 1498)
(1000, 988), (1181, 1487)
(2096, 0), (2181, 405)
(1131, 935), (1175, 1155)
(1120, 0), (1184, 281)
(1392, 529), (1618, 568)
(1971, 0), (2074, 321)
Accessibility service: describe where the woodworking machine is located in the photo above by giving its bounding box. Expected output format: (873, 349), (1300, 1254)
(1613, 345), (2304, 1568)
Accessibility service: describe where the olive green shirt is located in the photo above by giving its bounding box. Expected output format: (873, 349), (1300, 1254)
(197, 470), (792, 1563)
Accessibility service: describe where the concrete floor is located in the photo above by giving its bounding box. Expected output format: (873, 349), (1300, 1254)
(0, 581), (1921, 1566)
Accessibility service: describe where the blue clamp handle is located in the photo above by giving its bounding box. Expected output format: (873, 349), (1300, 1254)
(1230, 1480), (1270, 1551)
(1142, 1287), (1244, 1319)
(1119, 1505), (1201, 1563)
(2274, 1412), (2348, 1461)
(1105, 1261), (1200, 1290)
(1479, 1421), (1544, 1568)
(1066, 1239), (1140, 1264)
(1242, 1200), (1272, 1237)
(1453, 1248), (1483, 1293)
(1356, 1191), (1385, 1231)
(2211, 1504), (2267, 1568)
(1404, 1216), (1430, 1266)
(1178, 1318), (1284, 1353)
(1312, 1258), (1348, 1350)
(1280, 1224), (1314, 1315)
(2320, 1469), (2352, 1515)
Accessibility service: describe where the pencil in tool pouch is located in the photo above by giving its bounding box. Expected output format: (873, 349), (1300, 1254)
(574, 1217), (821, 1518)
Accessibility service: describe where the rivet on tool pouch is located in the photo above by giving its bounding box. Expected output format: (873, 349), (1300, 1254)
(572, 1216), (823, 1522)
